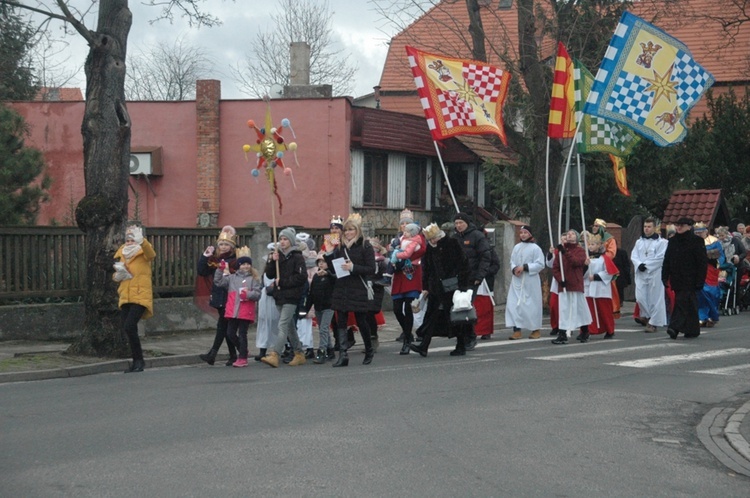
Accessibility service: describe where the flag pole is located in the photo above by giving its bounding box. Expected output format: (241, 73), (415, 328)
(575, 153), (589, 255)
(433, 140), (460, 213)
(544, 136), (554, 252)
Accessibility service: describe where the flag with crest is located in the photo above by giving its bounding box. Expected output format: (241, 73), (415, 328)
(583, 12), (714, 146)
(406, 46), (511, 145)
(575, 60), (641, 156)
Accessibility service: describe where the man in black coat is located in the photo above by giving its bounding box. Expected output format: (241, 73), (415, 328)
(452, 212), (491, 350)
(409, 223), (471, 357)
(662, 217), (709, 339)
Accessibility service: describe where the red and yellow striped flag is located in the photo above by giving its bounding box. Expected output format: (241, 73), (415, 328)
(609, 154), (630, 196)
(548, 42), (576, 139)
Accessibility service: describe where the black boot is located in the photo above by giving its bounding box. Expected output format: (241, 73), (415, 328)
(313, 348), (327, 364)
(345, 327), (356, 350)
(326, 347), (336, 360)
(400, 332), (412, 355)
(305, 348), (315, 359)
(363, 348), (374, 365)
(199, 349), (218, 366)
(579, 325), (590, 343)
(332, 329), (349, 367)
(253, 348), (267, 362)
(552, 329), (568, 345)
(124, 359), (145, 373)
(226, 342), (237, 366)
(450, 332), (467, 356)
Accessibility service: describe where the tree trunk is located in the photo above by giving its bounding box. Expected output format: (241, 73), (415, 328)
(517, 0), (558, 252)
(465, 0), (487, 62)
(68, 1), (132, 357)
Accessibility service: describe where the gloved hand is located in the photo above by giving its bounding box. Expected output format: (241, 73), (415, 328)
(638, 263), (647, 272)
(560, 280), (567, 288)
(556, 244), (565, 254)
(128, 225), (144, 245)
(203, 246), (215, 257)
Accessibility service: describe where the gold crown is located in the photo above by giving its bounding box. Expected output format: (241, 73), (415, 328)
(236, 246), (251, 258)
(217, 229), (238, 247)
(585, 231), (601, 244)
(694, 222), (707, 230)
(346, 213), (362, 226)
(423, 223), (442, 240)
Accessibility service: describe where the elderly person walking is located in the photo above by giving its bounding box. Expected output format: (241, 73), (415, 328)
(325, 214), (377, 367)
(409, 223), (471, 357)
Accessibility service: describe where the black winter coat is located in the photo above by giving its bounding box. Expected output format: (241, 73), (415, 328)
(422, 236), (470, 311)
(264, 248), (308, 306)
(197, 250), (237, 309)
(326, 237), (376, 313)
(662, 230), (708, 291)
(306, 271), (335, 311)
(453, 224), (491, 283)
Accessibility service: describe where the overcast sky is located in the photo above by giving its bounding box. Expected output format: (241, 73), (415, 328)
(33, 0), (401, 99)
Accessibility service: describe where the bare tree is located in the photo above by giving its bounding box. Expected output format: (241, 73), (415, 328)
(29, 31), (82, 97)
(0, 0), (224, 357)
(232, 0), (357, 97)
(126, 34), (214, 100)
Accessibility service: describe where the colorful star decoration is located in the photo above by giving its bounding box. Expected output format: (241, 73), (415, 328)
(242, 102), (298, 214)
(643, 63), (677, 105)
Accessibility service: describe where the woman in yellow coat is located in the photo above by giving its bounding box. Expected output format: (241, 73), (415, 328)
(113, 225), (155, 373)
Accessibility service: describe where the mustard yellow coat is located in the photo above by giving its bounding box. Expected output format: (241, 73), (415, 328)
(114, 239), (156, 319)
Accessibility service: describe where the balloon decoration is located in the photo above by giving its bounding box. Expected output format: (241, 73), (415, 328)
(242, 101), (299, 214)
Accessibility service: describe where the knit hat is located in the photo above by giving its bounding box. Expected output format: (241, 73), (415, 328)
(279, 226), (296, 242)
(316, 251), (326, 261)
(399, 208), (414, 225)
(453, 212), (472, 223)
(423, 223), (444, 241)
(296, 232), (315, 251)
(676, 217), (695, 226)
(520, 225), (533, 236)
(404, 223), (420, 237)
(235, 246), (252, 266)
(330, 215), (344, 230)
(217, 225), (238, 247)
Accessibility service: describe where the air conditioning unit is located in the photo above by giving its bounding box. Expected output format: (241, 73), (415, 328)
(129, 147), (163, 176)
(130, 153), (152, 175)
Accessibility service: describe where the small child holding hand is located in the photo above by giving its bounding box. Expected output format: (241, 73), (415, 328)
(214, 247), (262, 367)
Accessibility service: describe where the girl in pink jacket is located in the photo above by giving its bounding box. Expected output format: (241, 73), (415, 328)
(214, 249), (262, 367)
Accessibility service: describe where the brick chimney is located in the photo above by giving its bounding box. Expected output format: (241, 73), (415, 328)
(196, 80), (221, 227)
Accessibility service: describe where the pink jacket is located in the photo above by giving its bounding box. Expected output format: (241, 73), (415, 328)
(214, 269), (262, 321)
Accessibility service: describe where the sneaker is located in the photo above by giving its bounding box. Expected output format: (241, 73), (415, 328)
(304, 348), (315, 359)
(232, 358), (248, 368)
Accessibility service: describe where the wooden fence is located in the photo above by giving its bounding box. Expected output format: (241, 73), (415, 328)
(0, 226), (255, 299)
(0, 226), (399, 300)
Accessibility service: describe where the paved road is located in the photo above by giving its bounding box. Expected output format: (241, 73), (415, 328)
(2, 312), (749, 496)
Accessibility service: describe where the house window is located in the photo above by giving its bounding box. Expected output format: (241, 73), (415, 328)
(405, 156), (426, 208)
(363, 151), (388, 207)
(447, 166), (469, 197)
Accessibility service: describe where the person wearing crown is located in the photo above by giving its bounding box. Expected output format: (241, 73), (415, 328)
(197, 226), (239, 366)
(591, 218), (622, 318)
(695, 222), (725, 328)
(582, 232), (619, 338)
(324, 213), (377, 367)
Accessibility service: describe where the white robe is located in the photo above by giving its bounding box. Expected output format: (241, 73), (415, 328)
(505, 242), (545, 330)
(583, 256), (614, 298)
(256, 274), (280, 348)
(631, 236), (668, 327)
(558, 291), (592, 332)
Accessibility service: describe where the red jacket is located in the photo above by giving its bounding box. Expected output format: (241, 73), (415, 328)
(552, 243), (587, 293)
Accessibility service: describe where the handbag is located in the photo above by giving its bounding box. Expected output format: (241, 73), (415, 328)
(450, 306), (477, 323)
(441, 276), (459, 293)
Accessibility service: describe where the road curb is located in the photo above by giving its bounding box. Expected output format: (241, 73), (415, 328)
(697, 401), (750, 477)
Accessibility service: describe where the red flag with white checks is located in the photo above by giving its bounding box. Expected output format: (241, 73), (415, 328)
(406, 46), (511, 144)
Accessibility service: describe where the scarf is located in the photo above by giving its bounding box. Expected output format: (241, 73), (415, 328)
(122, 244), (142, 261)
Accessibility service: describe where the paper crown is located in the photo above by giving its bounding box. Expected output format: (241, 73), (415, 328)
(593, 218), (607, 228)
(217, 225), (238, 246)
(694, 222), (707, 230)
(399, 208), (414, 224)
(585, 232), (602, 244)
(236, 246), (251, 258)
(346, 213), (362, 226)
(423, 223), (442, 240)
(330, 215), (344, 227)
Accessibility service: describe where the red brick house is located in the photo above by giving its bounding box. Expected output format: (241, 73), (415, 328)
(10, 81), (495, 229)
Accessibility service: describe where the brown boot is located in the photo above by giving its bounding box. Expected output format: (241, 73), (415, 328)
(288, 352), (307, 366)
(528, 330), (541, 339)
(260, 351), (280, 368)
(509, 330), (523, 340)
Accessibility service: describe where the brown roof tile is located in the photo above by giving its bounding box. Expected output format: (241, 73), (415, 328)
(662, 189), (731, 228)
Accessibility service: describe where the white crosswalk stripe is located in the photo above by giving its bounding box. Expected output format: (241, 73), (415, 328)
(528, 343), (681, 361)
(607, 348), (750, 368)
(691, 364), (750, 376)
